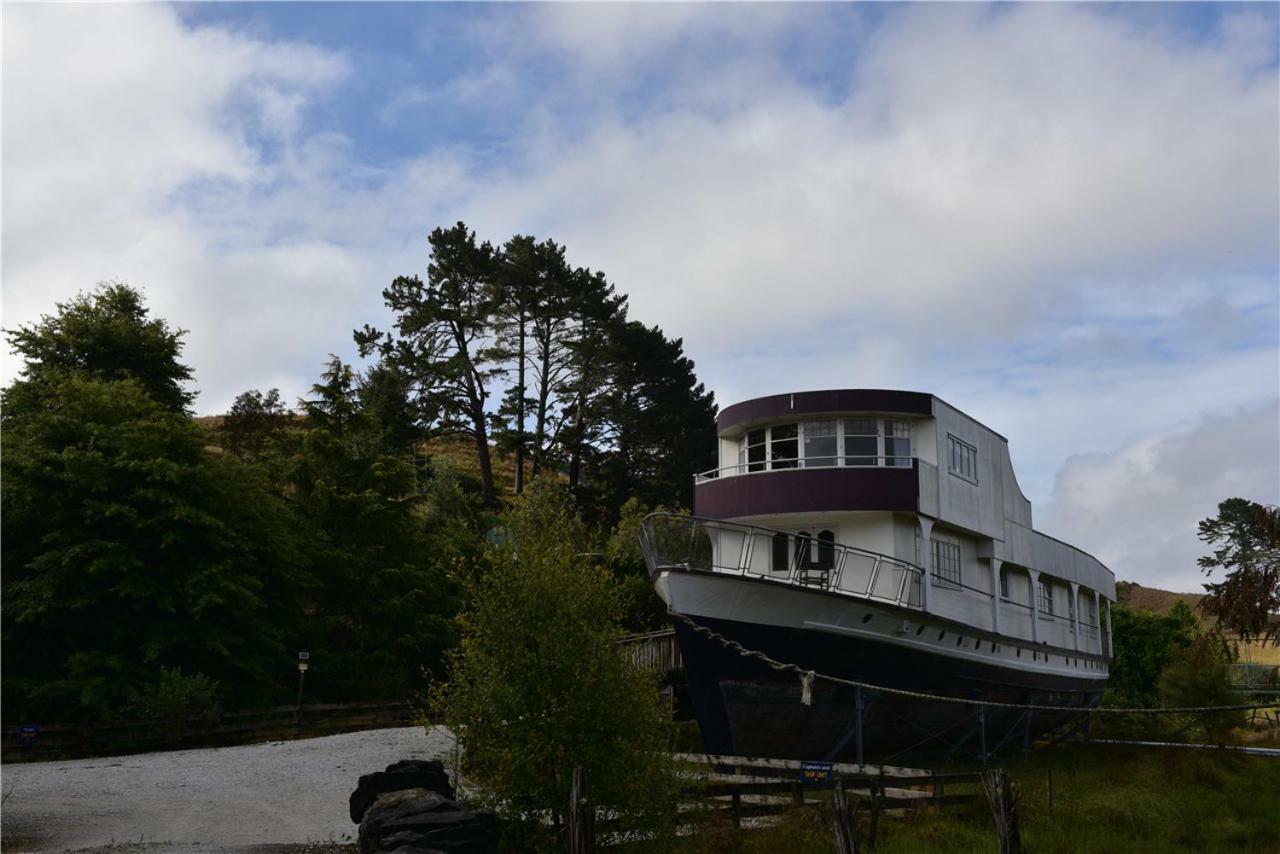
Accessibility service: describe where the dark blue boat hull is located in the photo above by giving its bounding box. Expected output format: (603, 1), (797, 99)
(674, 615), (1105, 762)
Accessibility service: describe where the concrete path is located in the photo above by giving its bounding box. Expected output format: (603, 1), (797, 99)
(2, 726), (456, 852)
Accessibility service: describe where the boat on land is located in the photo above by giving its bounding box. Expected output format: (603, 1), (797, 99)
(639, 389), (1115, 763)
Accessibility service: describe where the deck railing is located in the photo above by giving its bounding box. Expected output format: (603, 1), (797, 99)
(639, 513), (923, 611)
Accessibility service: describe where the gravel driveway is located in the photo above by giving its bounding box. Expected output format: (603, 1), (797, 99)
(2, 726), (457, 852)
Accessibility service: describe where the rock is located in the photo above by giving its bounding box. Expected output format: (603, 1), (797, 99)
(350, 759), (455, 823)
(357, 788), (498, 854)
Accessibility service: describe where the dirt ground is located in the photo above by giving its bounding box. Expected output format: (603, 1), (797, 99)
(2, 726), (456, 853)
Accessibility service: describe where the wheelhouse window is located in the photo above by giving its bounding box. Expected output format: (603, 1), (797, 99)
(770, 424), (798, 469)
(947, 434), (978, 483)
(843, 418), (879, 466)
(884, 420), (912, 467)
(931, 537), (962, 586)
(746, 429), (767, 472)
(728, 417), (917, 475)
(802, 421), (838, 467)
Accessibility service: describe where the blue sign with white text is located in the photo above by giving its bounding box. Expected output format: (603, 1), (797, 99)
(800, 760), (833, 782)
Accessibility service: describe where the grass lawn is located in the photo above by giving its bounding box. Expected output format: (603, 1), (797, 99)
(678, 744), (1280, 854)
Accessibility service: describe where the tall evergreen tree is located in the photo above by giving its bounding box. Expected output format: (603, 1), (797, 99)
(557, 268), (628, 493)
(524, 239), (575, 476)
(356, 223), (505, 506)
(1198, 498), (1280, 645)
(592, 321), (717, 516)
(491, 235), (539, 495)
(2, 285), (305, 719)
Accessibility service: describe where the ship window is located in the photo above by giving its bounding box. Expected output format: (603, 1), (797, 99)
(947, 434), (978, 483)
(771, 532), (789, 571)
(747, 429), (767, 472)
(931, 538), (962, 586)
(770, 424), (799, 469)
(802, 421), (838, 467)
(884, 420), (912, 467)
(999, 567), (1010, 599)
(817, 530), (835, 569)
(843, 418), (878, 466)
(1038, 581), (1055, 617)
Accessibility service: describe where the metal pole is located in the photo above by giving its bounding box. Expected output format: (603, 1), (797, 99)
(978, 706), (987, 763)
(855, 687), (865, 768)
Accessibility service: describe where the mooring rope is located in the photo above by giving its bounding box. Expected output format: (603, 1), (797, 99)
(668, 611), (1276, 715)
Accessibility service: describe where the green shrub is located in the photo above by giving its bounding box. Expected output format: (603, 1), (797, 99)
(124, 667), (222, 721)
(1158, 630), (1244, 741)
(435, 479), (677, 851)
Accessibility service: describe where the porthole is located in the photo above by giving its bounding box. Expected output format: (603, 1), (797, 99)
(956, 636), (964, 647)
(938, 630), (946, 641)
(991, 642), (997, 653)
(1016, 649), (1021, 658)
(916, 624), (925, 636)
(862, 613), (873, 624)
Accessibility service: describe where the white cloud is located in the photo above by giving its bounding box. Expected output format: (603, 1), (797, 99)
(2, 4), (354, 409)
(436, 5), (1277, 357)
(1041, 402), (1280, 592)
(2, 0), (1276, 484)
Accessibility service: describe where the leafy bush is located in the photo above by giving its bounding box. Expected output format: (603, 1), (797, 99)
(1103, 601), (1198, 709)
(1158, 629), (1243, 741)
(124, 667), (222, 721)
(436, 479), (677, 851)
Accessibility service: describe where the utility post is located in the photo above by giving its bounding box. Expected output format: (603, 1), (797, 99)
(296, 651), (310, 726)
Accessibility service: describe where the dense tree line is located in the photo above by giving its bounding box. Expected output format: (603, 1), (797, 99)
(2, 225), (716, 722)
(355, 222), (716, 515)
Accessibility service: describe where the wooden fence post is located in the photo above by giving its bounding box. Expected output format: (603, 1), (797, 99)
(568, 764), (595, 854)
(867, 784), (882, 850)
(982, 769), (1023, 854)
(832, 776), (859, 854)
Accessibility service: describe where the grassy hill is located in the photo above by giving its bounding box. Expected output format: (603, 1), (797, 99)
(1116, 581), (1280, 665)
(1114, 581), (1204, 615)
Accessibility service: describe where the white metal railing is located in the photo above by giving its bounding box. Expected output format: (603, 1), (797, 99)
(638, 513), (923, 611)
(695, 457), (917, 483)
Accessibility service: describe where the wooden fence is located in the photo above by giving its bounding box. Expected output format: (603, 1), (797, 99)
(2, 700), (414, 763)
(570, 752), (987, 851)
(617, 629), (682, 674)
(673, 752), (984, 823)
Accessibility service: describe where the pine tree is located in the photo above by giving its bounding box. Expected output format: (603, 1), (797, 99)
(356, 223), (505, 506)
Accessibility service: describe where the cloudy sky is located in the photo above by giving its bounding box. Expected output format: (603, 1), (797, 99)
(4, 3), (1277, 592)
